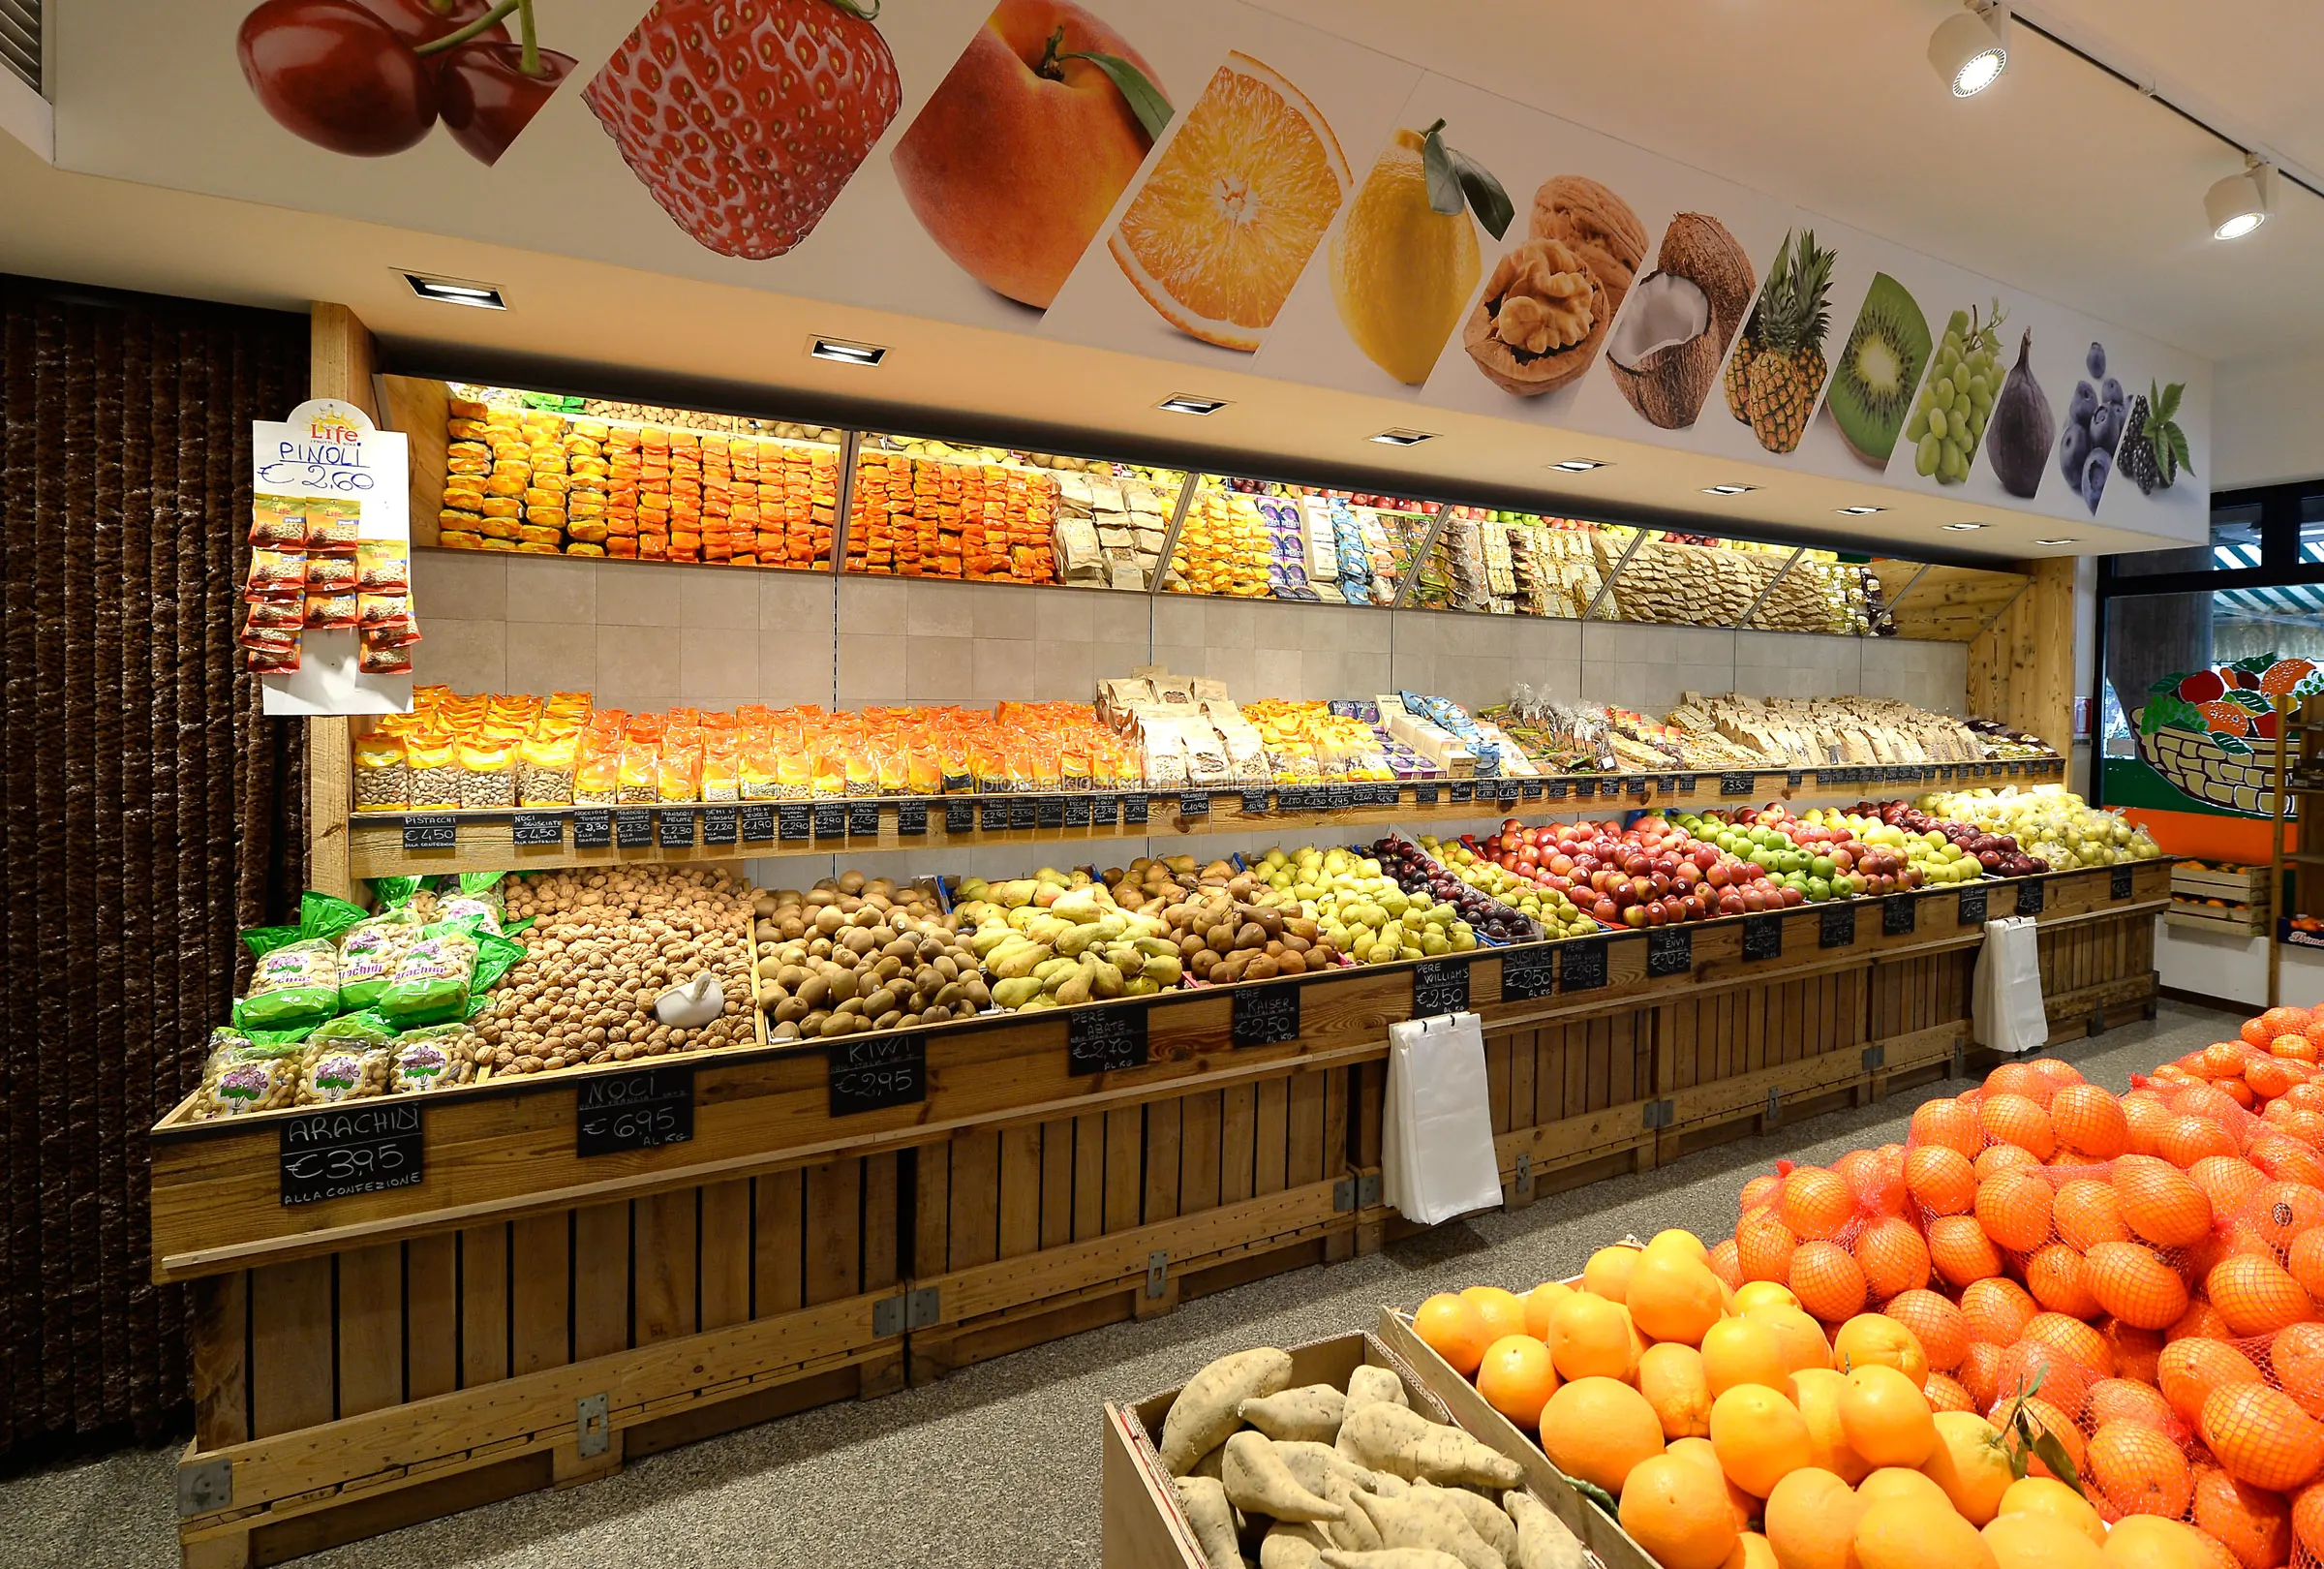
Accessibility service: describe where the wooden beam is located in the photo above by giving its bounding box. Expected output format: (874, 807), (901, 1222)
(305, 302), (379, 899)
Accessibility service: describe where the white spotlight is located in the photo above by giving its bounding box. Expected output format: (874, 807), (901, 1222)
(1930, 4), (2010, 98)
(2206, 159), (2275, 240)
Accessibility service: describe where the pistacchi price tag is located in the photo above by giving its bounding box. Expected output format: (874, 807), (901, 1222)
(615, 808), (654, 848)
(402, 814), (457, 850)
(511, 812), (563, 846)
(572, 809), (612, 848)
(1819, 904), (1856, 948)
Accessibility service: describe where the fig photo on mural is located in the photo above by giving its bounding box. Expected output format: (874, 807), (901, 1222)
(236, 0), (576, 165)
(1330, 117), (1512, 386)
(892, 2), (1172, 311)
(1463, 175), (1644, 398)
(585, 0), (901, 262)
(1109, 50), (1349, 354)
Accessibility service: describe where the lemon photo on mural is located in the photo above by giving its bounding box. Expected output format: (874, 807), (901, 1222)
(1109, 51), (1349, 354)
(1330, 118), (1513, 386)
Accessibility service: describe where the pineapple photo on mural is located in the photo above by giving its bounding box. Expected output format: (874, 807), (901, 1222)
(1724, 228), (1837, 454)
(2136, 656), (2324, 815)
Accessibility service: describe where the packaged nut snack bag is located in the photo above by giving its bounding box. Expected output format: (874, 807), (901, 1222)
(657, 732), (703, 803)
(700, 732), (741, 803)
(456, 734), (519, 809)
(433, 872), (505, 934)
(376, 923), (480, 1028)
(406, 734), (461, 810)
(386, 1024), (479, 1093)
(517, 732), (577, 806)
(249, 496), (310, 548)
(336, 903), (427, 1012)
(572, 729), (620, 805)
(352, 728), (410, 812)
(235, 938), (341, 1031)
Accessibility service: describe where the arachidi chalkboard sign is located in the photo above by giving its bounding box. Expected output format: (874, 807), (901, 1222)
(656, 808), (696, 847)
(848, 802), (881, 838)
(615, 807), (653, 848)
(402, 814), (457, 850)
(1413, 958), (1470, 1017)
(1562, 936), (1608, 991)
(1959, 886), (1988, 925)
(279, 1101), (423, 1207)
(1067, 1005), (1148, 1076)
(945, 799), (975, 835)
(2111, 866), (2134, 900)
(701, 806), (738, 846)
(1647, 925), (1692, 977)
(739, 804), (775, 843)
(828, 1032), (926, 1116)
(511, 811), (563, 846)
(897, 800), (929, 836)
(1884, 894), (1916, 937)
(2016, 879), (2045, 916)
(1231, 983), (1300, 1046)
(1499, 944), (1555, 1000)
(1820, 904), (1856, 948)
(572, 808), (612, 848)
(575, 1065), (693, 1155)
(1743, 912), (1783, 961)
(778, 804), (811, 840)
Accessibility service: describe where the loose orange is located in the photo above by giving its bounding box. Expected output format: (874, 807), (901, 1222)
(1883, 1290), (1969, 1371)
(2191, 1466), (2292, 1569)
(1998, 1477), (2106, 1546)
(1838, 1365), (1936, 1468)
(1976, 1169), (2057, 1254)
(1549, 1290), (1639, 1383)
(1712, 1382), (1817, 1498)
(2087, 1419), (2195, 1519)
(1855, 1216), (1932, 1301)
(2052, 1085), (2130, 1160)
(2024, 1245), (2100, 1319)
(1790, 1242), (1869, 1324)
(1523, 1279), (1575, 1340)
(2209, 1253), (2314, 1336)
(1912, 1098), (1983, 1158)
(1961, 1277), (2039, 1344)
(2159, 1338), (2267, 1428)
(1585, 1244), (1641, 1302)
(2086, 1240), (2193, 1330)
(1476, 1333), (1559, 1426)
(1702, 1318), (1791, 1400)
(1640, 1341), (1718, 1439)
(2101, 1515), (2231, 1569)
(1855, 1495), (1998, 1569)
(2052, 1178), (2130, 1250)
(2203, 1382), (2324, 1491)
(1930, 1215), (2005, 1288)
(1413, 1291), (1493, 1376)
(1908, 1146), (1979, 1218)
(1747, 1304), (1834, 1377)
(1763, 1466), (1864, 1569)
(1784, 1167), (1859, 1243)
(1729, 1530), (1780, 1569)
(1734, 1281), (1803, 1315)
(1790, 1367), (1866, 1484)
(1542, 1374), (1666, 1492)
(1632, 1250), (1732, 1346)
(1461, 1284), (1531, 1344)
(1624, 1452), (1745, 1569)
(1926, 1409), (2015, 1524)
(1671, 1436), (1758, 1531)
(1982, 1512), (2106, 1569)
(1833, 1315), (1929, 1384)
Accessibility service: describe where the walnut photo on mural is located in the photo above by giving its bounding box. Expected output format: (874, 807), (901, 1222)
(1463, 175), (1645, 396)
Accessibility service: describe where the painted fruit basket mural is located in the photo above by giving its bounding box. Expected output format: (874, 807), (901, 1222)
(2136, 656), (2322, 816)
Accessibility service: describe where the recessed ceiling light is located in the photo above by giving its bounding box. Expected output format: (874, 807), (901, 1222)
(1837, 506), (1884, 516)
(2034, 537), (2077, 546)
(1929, 3), (2010, 97)
(809, 336), (886, 365)
(1702, 484), (1755, 497)
(1157, 394), (1229, 415)
(1551, 459), (1608, 473)
(1942, 521), (1988, 531)
(404, 272), (505, 309)
(1368, 428), (1437, 446)
(2206, 158), (2275, 240)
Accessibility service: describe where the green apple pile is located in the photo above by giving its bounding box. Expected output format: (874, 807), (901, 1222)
(1248, 846), (1476, 965)
(1916, 786), (2161, 870)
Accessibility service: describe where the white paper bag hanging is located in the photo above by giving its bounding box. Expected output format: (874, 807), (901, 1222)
(1972, 915), (2048, 1055)
(1383, 1011), (1504, 1225)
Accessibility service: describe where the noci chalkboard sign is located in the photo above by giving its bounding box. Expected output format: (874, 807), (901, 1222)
(575, 1065), (693, 1155)
(1232, 983), (1300, 1046)
(1742, 912), (1783, 961)
(1413, 957), (1470, 1017)
(511, 811), (563, 846)
(828, 1033), (926, 1116)
(1562, 936), (1608, 992)
(1067, 1005), (1148, 1076)
(1647, 925), (1692, 978)
(1499, 944), (1555, 1000)
(1820, 904), (1856, 948)
(279, 1101), (423, 1207)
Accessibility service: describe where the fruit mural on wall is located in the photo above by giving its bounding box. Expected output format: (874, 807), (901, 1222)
(586, 0), (900, 261)
(1823, 272), (1932, 468)
(1726, 229), (1837, 454)
(235, 0), (577, 164)
(1606, 212), (1758, 431)
(891, 1), (1172, 310)
(1984, 326), (2057, 500)
(1108, 50), (1349, 352)
(1902, 299), (2005, 485)
(1464, 175), (1646, 397)
(1330, 118), (1512, 385)
(2136, 657), (2322, 817)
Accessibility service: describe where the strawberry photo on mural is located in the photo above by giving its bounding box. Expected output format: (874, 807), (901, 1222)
(236, 0), (577, 164)
(584, 0), (901, 261)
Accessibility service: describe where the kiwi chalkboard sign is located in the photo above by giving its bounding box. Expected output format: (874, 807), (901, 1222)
(1499, 944), (1555, 1000)
(279, 1101), (423, 1207)
(1561, 936), (1608, 992)
(1883, 894), (1916, 937)
(1067, 1005), (1147, 1077)
(1231, 983), (1300, 1046)
(572, 809), (612, 848)
(1413, 958), (1470, 1017)
(1742, 912), (1783, 961)
(828, 1033), (926, 1116)
(1819, 904), (1856, 948)
(1959, 886), (1988, 925)
(576, 1066), (693, 1155)
(2016, 879), (2045, 916)
(1647, 925), (1692, 977)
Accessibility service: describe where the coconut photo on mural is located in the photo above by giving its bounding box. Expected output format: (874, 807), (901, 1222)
(2137, 656), (2324, 815)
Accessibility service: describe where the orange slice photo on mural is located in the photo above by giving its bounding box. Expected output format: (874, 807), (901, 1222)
(1108, 50), (1349, 353)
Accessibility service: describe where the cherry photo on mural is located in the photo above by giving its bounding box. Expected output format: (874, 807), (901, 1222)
(236, 0), (575, 165)
(583, 0), (901, 261)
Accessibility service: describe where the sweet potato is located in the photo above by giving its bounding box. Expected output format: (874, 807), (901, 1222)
(1261, 1522), (1332, 1569)
(1317, 1551), (1469, 1569)
(1423, 1481), (1516, 1563)
(1336, 1402), (1522, 1490)
(1225, 1431), (1343, 1523)
(1322, 1474), (1384, 1554)
(1505, 1493), (1586, 1569)
(1241, 1384), (1348, 1443)
(1273, 1439), (1379, 1499)
(1179, 1476), (1250, 1569)
(1163, 1348), (1295, 1475)
(1346, 1366), (1410, 1410)
(1351, 1487), (1506, 1569)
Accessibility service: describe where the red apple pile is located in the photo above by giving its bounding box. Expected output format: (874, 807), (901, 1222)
(1469, 815), (1801, 931)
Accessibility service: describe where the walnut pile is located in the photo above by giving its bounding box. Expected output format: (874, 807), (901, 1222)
(482, 867), (756, 1076)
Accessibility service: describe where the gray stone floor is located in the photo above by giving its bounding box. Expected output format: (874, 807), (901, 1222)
(1, 1000), (2235, 1568)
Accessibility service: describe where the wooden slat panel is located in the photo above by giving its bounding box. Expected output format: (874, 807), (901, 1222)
(909, 1147), (945, 1288)
(699, 1180), (751, 1332)
(1253, 1077), (1289, 1197)
(754, 1169), (804, 1317)
(805, 1158), (863, 1306)
(949, 1130), (1001, 1272)
(1510, 1028), (1538, 1128)
(334, 1245), (403, 1419)
(1220, 1083), (1256, 1206)
(405, 1233), (458, 1401)
(1039, 1119), (1076, 1251)
(632, 1187), (697, 1345)
(1484, 1033), (1513, 1134)
(1285, 1070), (1324, 1189)
(1073, 1113), (1107, 1243)
(862, 1152), (900, 1294)
(509, 1214), (569, 1375)
(1104, 1107), (1143, 1235)
(996, 1124), (1042, 1260)
(572, 1202), (630, 1362)
(1349, 1062), (1377, 1170)
(1179, 1090), (1223, 1216)
(1144, 1098), (1182, 1223)
(460, 1224), (509, 1389)
(250, 1256), (333, 1438)
(191, 1272), (250, 1450)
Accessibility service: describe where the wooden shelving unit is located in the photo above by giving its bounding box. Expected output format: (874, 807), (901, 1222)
(2269, 693), (2324, 1004)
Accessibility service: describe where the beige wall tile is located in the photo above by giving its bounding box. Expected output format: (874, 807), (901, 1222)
(1248, 646), (1302, 697)
(599, 563), (685, 627)
(1034, 588), (1102, 643)
(1028, 639), (1097, 702)
(1204, 599), (1262, 650)
(969, 638), (1037, 699)
(970, 584), (1037, 641)
(413, 549), (505, 621)
(680, 626), (760, 693)
(908, 635), (978, 700)
(760, 569), (836, 631)
(505, 620), (596, 696)
(679, 566), (760, 629)
(1095, 639), (1153, 684)
(837, 576), (908, 626)
(905, 581), (976, 638)
(503, 555), (596, 625)
(837, 632), (905, 703)
(1150, 596), (1205, 647)
(415, 618), (505, 693)
(595, 624), (682, 699)
(759, 631), (835, 707)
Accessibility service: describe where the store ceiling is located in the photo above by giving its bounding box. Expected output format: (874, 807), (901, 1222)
(3, 0), (2313, 562)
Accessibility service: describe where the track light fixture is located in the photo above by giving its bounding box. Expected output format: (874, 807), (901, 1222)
(1930, 3), (2010, 97)
(2206, 157), (2275, 240)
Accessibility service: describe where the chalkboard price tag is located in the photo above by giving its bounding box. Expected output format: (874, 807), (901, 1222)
(1820, 904), (1857, 949)
(1721, 772), (1755, 797)
(1232, 983), (1301, 1046)
(1067, 1005), (1148, 1077)
(1743, 912), (1784, 961)
(575, 1065), (693, 1155)
(1327, 784), (1356, 811)
(982, 798), (1009, 832)
(1648, 925), (1693, 978)
(1786, 771), (1804, 791)
(572, 809), (612, 848)
(615, 808), (653, 848)
(848, 802), (881, 838)
(1499, 944), (1556, 1001)
(1005, 796), (1034, 831)
(1093, 794), (1121, 827)
(1123, 793), (1150, 825)
(1575, 778), (1598, 799)
(511, 811), (564, 846)
(1884, 894), (1916, 937)
(1240, 788), (1270, 815)
(1546, 779), (1569, 800)
(778, 804), (811, 841)
(1177, 791), (1210, 819)
(700, 806), (738, 846)
(828, 1032), (927, 1117)
(279, 1101), (424, 1207)
(812, 802), (847, 838)
(1063, 795), (1089, 829)
(1959, 886), (1988, 925)
(2016, 879), (2045, 916)
(1413, 957), (1471, 1017)
(656, 808), (696, 847)
(1499, 781), (1520, 806)
(1562, 936), (1609, 992)
(1625, 776), (1648, 800)
(897, 800), (929, 836)
(1520, 780), (1545, 801)
(945, 799), (975, 835)
(1677, 776), (1697, 795)
(1035, 796), (1066, 830)
(1413, 783), (1440, 806)
(2111, 866), (2134, 900)
(1450, 780), (1475, 804)
(402, 814), (457, 850)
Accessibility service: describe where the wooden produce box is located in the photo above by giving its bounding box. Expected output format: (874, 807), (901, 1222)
(1101, 1332), (1451, 1569)
(2172, 862), (2272, 903)
(1378, 1305), (1659, 1569)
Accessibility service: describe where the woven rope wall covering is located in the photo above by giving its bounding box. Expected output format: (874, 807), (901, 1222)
(0, 276), (309, 1457)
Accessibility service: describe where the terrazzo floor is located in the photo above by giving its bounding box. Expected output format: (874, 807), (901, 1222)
(1, 999), (2236, 1569)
